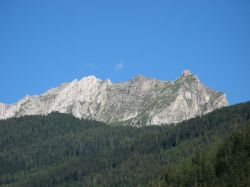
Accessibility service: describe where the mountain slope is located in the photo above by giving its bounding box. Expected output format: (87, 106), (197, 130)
(0, 70), (228, 125)
(150, 123), (250, 187)
(0, 101), (249, 187)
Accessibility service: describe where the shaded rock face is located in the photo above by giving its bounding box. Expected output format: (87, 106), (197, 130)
(0, 70), (228, 125)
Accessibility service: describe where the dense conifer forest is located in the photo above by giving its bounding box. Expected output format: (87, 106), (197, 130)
(0, 101), (250, 187)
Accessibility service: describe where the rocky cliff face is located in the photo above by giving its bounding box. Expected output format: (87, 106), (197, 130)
(0, 70), (228, 125)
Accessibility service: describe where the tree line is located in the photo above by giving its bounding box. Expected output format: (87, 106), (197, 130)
(0, 101), (250, 187)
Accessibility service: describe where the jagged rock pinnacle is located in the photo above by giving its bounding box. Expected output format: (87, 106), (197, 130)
(182, 69), (192, 76)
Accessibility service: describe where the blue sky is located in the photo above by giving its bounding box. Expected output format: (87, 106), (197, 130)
(0, 0), (250, 105)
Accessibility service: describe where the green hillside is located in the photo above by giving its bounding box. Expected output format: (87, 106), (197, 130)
(1, 101), (250, 187)
(151, 119), (250, 187)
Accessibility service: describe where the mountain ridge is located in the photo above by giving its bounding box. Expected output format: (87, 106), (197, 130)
(0, 100), (249, 187)
(0, 70), (228, 125)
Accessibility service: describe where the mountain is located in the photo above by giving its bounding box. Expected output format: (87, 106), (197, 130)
(0, 70), (228, 125)
(0, 101), (249, 187)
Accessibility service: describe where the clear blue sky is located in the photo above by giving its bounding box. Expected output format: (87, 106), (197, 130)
(0, 0), (250, 105)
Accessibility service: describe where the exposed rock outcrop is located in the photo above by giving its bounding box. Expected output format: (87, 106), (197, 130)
(0, 70), (228, 125)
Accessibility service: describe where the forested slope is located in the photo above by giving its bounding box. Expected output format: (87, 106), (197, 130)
(0, 101), (250, 187)
(151, 122), (250, 187)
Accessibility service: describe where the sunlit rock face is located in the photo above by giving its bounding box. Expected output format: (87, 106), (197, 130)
(0, 70), (228, 126)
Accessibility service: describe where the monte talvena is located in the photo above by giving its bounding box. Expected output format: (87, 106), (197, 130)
(1, 70), (250, 187)
(0, 70), (228, 125)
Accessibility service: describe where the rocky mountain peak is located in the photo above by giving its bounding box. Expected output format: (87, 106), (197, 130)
(182, 69), (192, 77)
(0, 71), (228, 126)
(80, 75), (99, 82)
(177, 70), (200, 84)
(131, 75), (152, 82)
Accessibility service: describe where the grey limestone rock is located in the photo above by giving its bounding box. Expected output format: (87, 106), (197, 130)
(0, 70), (228, 125)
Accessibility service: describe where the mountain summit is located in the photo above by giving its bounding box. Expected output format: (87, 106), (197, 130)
(0, 70), (228, 125)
